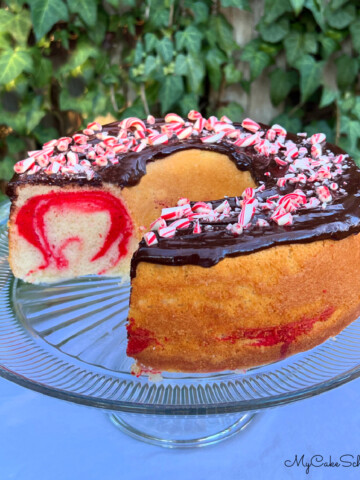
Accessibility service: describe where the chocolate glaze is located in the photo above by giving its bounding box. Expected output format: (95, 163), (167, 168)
(6, 120), (360, 277)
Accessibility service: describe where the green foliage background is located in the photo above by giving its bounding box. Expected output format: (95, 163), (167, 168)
(1, 0), (360, 191)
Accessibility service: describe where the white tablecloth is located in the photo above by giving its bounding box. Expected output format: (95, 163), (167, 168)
(0, 376), (359, 479)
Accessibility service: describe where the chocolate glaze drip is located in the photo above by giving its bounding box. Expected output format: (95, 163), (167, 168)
(6, 120), (360, 277)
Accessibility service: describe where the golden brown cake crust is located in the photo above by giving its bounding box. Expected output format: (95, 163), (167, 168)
(127, 233), (360, 372)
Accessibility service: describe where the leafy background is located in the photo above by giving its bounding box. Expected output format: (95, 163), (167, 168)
(0, 0), (360, 196)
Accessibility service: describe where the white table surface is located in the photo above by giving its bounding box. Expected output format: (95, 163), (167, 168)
(0, 375), (359, 480)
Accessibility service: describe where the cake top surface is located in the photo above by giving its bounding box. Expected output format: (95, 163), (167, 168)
(7, 111), (360, 270)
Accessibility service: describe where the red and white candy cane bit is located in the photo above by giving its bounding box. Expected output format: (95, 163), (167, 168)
(214, 199), (230, 213)
(297, 173), (307, 184)
(310, 133), (326, 145)
(193, 220), (201, 234)
(274, 212), (293, 226)
(121, 117), (146, 131)
(43, 139), (58, 148)
(170, 218), (190, 230)
(164, 113), (185, 124)
(265, 129), (277, 141)
(67, 151), (79, 166)
(158, 225), (176, 238)
(274, 156), (288, 167)
(177, 126), (193, 139)
(316, 185), (332, 203)
(94, 156), (108, 167)
(85, 169), (95, 180)
(200, 131), (225, 143)
(264, 171), (271, 177)
(234, 133), (260, 148)
(103, 136), (118, 147)
(205, 116), (218, 130)
(14, 157), (35, 174)
(80, 159), (91, 167)
(144, 232), (158, 246)
(147, 115), (155, 125)
(148, 133), (168, 146)
(220, 115), (233, 124)
(45, 161), (61, 175)
(242, 187), (255, 201)
(36, 154), (50, 168)
(231, 223), (243, 235)
(87, 121), (102, 132)
(192, 202), (213, 214)
(271, 124), (287, 137)
(298, 147), (308, 157)
(83, 128), (94, 136)
(286, 145), (299, 159)
(213, 122), (236, 133)
(330, 182), (338, 191)
(256, 218), (269, 227)
(177, 197), (190, 206)
(311, 143), (322, 159)
(238, 198), (256, 226)
(271, 206), (286, 222)
(73, 134), (88, 145)
(334, 154), (346, 164)
(27, 165), (41, 175)
(307, 197), (321, 208)
(113, 144), (129, 154)
(134, 129), (146, 139)
(242, 118), (260, 133)
(87, 150), (97, 160)
(194, 117), (206, 133)
(188, 110), (202, 121)
(132, 141), (147, 153)
(57, 139), (70, 152)
(161, 204), (190, 220)
(149, 217), (167, 231)
(225, 129), (240, 139)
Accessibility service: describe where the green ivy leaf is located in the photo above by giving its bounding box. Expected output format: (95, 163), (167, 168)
(263, 0), (292, 23)
(0, 49), (33, 85)
(144, 55), (158, 78)
(319, 87), (338, 108)
(133, 41), (144, 65)
(144, 33), (158, 53)
(305, 0), (326, 30)
(329, 0), (349, 10)
(0, 9), (14, 31)
(289, 0), (305, 15)
(206, 48), (226, 89)
(352, 98), (360, 121)
(160, 75), (184, 113)
(33, 56), (53, 88)
(270, 68), (297, 106)
(0, 156), (17, 182)
(224, 63), (242, 84)
(258, 17), (289, 44)
(326, 3), (356, 30)
(336, 55), (358, 90)
(179, 92), (199, 117)
(220, 0), (250, 9)
(174, 54), (188, 76)
(216, 102), (244, 120)
(58, 41), (98, 75)
(209, 15), (236, 53)
(350, 20), (360, 54)
(241, 46), (271, 80)
(175, 26), (203, 54)
(156, 37), (174, 63)
(319, 35), (339, 58)
(28, 0), (69, 41)
(69, 0), (97, 27)
(303, 33), (317, 54)
(296, 55), (324, 103)
(11, 11), (32, 46)
(189, 2), (209, 23)
(271, 112), (302, 133)
(185, 54), (205, 93)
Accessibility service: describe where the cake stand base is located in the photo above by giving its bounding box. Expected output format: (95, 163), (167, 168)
(109, 411), (258, 448)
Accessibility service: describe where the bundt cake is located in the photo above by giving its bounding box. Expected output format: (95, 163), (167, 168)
(7, 111), (360, 372)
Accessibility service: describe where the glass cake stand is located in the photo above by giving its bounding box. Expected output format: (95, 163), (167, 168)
(1, 201), (360, 448)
